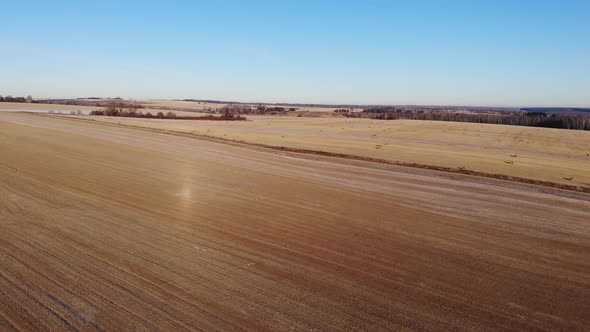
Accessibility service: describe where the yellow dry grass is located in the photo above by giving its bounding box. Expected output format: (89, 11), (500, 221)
(0, 102), (100, 111)
(138, 99), (351, 113)
(0, 102), (211, 117)
(139, 99), (228, 111)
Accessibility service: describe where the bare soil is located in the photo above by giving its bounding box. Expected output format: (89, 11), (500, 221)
(1, 112), (589, 331)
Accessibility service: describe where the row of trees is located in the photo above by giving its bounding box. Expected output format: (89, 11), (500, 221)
(89, 103), (245, 121)
(216, 104), (296, 115)
(0, 95), (33, 103)
(348, 108), (590, 131)
(90, 109), (177, 119)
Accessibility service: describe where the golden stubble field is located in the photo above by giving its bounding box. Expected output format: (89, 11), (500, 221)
(1, 112), (590, 330)
(0, 102), (100, 111)
(75, 113), (590, 188)
(138, 99), (349, 113)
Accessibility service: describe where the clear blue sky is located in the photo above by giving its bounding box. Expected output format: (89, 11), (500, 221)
(1, 0), (588, 106)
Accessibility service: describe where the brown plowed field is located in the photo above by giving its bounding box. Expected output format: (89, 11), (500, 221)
(1, 112), (589, 331)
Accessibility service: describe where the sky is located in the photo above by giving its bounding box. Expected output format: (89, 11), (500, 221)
(1, 0), (589, 107)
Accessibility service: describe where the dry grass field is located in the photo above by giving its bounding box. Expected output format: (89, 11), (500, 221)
(0, 102), (100, 111)
(138, 99), (229, 111)
(138, 99), (347, 113)
(0, 102), (214, 118)
(1, 112), (589, 330)
(78, 114), (590, 189)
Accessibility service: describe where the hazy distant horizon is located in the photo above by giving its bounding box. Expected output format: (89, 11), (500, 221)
(3, 95), (588, 110)
(3, 94), (590, 110)
(1, 1), (589, 107)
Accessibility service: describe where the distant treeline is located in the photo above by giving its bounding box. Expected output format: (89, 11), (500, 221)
(90, 110), (245, 121)
(90, 103), (245, 121)
(521, 107), (590, 114)
(0, 95), (35, 103)
(218, 104), (296, 114)
(76, 97), (123, 100)
(36, 99), (135, 108)
(350, 107), (590, 130)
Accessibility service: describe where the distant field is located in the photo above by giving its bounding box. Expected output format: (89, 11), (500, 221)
(8, 99), (356, 115)
(0, 102), (100, 111)
(0, 102), (213, 117)
(74, 114), (590, 188)
(138, 99), (229, 111)
(139, 99), (349, 113)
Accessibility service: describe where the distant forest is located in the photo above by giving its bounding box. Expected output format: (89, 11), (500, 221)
(350, 107), (590, 131)
(90, 103), (246, 121)
(0, 95), (35, 103)
(521, 107), (590, 114)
